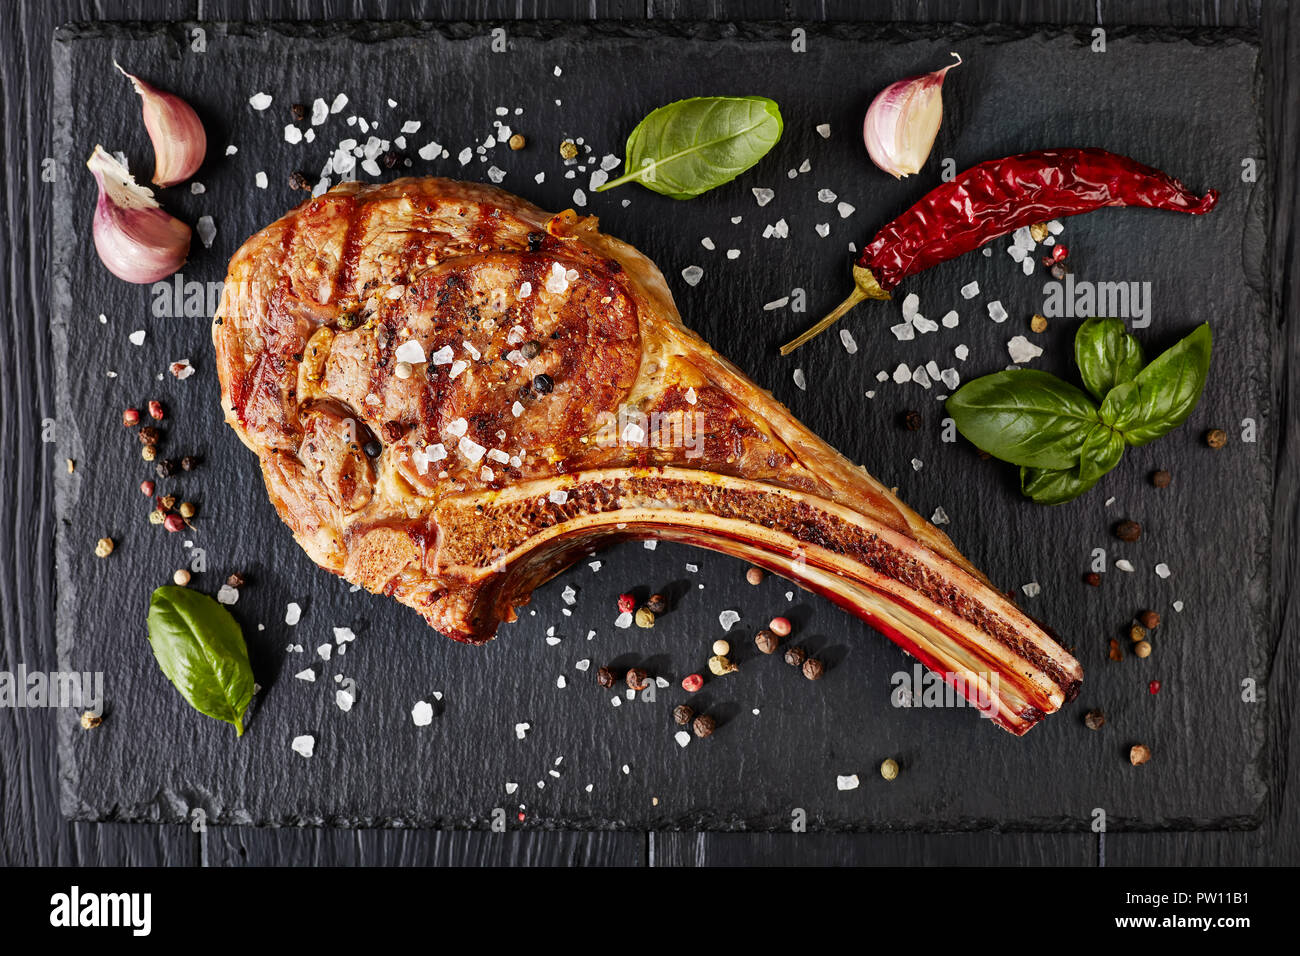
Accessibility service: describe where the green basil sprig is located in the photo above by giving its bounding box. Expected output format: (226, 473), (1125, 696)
(947, 320), (1212, 505)
(594, 96), (783, 200)
(146, 585), (255, 735)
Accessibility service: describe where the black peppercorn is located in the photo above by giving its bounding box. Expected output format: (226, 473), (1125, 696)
(1084, 572), (1101, 587)
(1139, 610), (1161, 630)
(517, 383), (533, 401)
(180, 455), (197, 472)
(1050, 261), (1071, 280)
(901, 410), (923, 431)
(290, 103), (306, 121)
(289, 170), (310, 191)
(784, 646), (807, 668)
(625, 667), (649, 691)
(673, 705), (694, 726)
(645, 593), (668, 614)
(596, 666), (616, 689)
(527, 231), (545, 252)
(226, 572), (246, 589)
(692, 714), (716, 738)
(138, 425), (160, 446)
(520, 340), (541, 360)
(754, 629), (779, 654)
(383, 150), (407, 169)
(1152, 469), (1172, 488)
(155, 458), (178, 478)
(1084, 709), (1106, 731)
(363, 440), (382, 458)
(1205, 428), (1228, 449)
(1115, 519), (1142, 543)
(802, 658), (825, 681)
(532, 373), (554, 394)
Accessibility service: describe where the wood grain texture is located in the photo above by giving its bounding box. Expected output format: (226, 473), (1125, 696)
(1, 0), (1294, 867)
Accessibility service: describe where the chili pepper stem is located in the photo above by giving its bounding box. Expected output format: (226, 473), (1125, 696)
(780, 265), (890, 355)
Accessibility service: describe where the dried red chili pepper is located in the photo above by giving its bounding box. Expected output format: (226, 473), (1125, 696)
(781, 148), (1218, 353)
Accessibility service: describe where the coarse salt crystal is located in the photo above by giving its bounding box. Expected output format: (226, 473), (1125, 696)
(836, 774), (860, 791)
(615, 611), (633, 628)
(891, 322), (916, 342)
(284, 124), (303, 144)
(681, 266), (704, 286)
(217, 584), (239, 605)
(1155, 563), (1171, 579)
(954, 344), (970, 361)
(817, 188), (837, 203)
(1007, 335), (1044, 364)
(836, 201), (855, 218)
(248, 92), (272, 110)
(430, 345), (454, 365)
(294, 669), (315, 682)
(336, 689), (354, 712)
(892, 363), (911, 384)
(196, 216), (216, 248)
(752, 187), (774, 206)
(448, 360), (468, 379)
(719, 609), (741, 630)
(675, 731), (691, 748)
(255, 171), (268, 189)
(815, 223), (830, 237)
(459, 435), (486, 462)
(446, 417), (468, 437)
(931, 507), (949, 525)
(511, 401), (524, 417)
(515, 722), (530, 739)
(412, 701), (434, 725)
(291, 735), (314, 757)
(960, 281), (980, 300)
(317, 643), (332, 661)
(987, 300), (1008, 323)
(394, 339), (426, 364)
(902, 293), (920, 320)
(840, 329), (858, 354)
(941, 310), (959, 328)
(549, 489), (569, 504)
(1116, 559), (1135, 572)
(913, 315), (939, 334)
(793, 368), (806, 390)
(330, 93), (348, 113)
(622, 421), (645, 443)
(1022, 581), (1042, 598)
(285, 602), (301, 625)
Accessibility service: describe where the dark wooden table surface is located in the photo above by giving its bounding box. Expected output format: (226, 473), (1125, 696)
(3, 0), (1296, 867)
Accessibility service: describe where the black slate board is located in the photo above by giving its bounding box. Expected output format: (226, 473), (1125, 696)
(51, 19), (1270, 831)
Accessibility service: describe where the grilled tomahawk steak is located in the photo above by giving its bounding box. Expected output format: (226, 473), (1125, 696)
(214, 178), (1081, 734)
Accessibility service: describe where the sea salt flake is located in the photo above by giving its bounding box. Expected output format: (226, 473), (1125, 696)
(458, 435), (486, 462)
(1115, 559), (1135, 572)
(333, 626), (355, 644)
(719, 609), (741, 631)
(515, 722), (531, 740)
(752, 187), (775, 206)
(217, 584), (239, 605)
(902, 293), (920, 320)
(940, 368), (960, 389)
(726, 249), (740, 259)
(643, 540), (657, 550)
(815, 222), (830, 237)
(487, 165), (506, 184)
(987, 300), (1008, 323)
(284, 124), (303, 144)
(840, 329), (858, 354)
(336, 689), (354, 712)
(430, 345), (454, 365)
(836, 201), (855, 218)
(912, 367), (932, 388)
(549, 489), (569, 505)
(836, 774), (860, 791)
(960, 281), (980, 300)
(622, 421), (645, 443)
(681, 266), (704, 286)
(913, 315), (939, 334)
(248, 92), (272, 110)
(817, 188), (837, 203)
(448, 360), (468, 379)
(792, 368), (807, 390)
(891, 321), (916, 342)
(615, 611), (633, 629)
(1022, 581), (1042, 598)
(1173, 600), (1185, 612)
(892, 362), (911, 384)
(412, 701), (434, 726)
(317, 643), (332, 660)
(394, 339), (426, 364)
(1155, 563), (1172, 579)
(457, 147), (472, 165)
(291, 735), (315, 758)
(764, 296), (790, 311)
(941, 310), (959, 328)
(954, 344), (970, 361)
(285, 602), (302, 625)
(1007, 335), (1044, 364)
(330, 93), (348, 113)
(931, 507), (949, 525)
(294, 669), (315, 682)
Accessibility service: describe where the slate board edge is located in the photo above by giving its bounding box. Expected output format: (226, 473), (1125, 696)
(48, 18), (1272, 833)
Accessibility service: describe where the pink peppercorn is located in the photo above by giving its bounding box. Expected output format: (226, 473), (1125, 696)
(148, 400), (164, 421)
(163, 513), (185, 533)
(1149, 680), (1161, 695)
(122, 408), (140, 427)
(768, 616), (792, 637)
(681, 673), (703, 693)
(617, 593), (635, 614)
(140, 480), (155, 496)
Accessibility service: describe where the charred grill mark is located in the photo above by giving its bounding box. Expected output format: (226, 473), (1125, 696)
(333, 195), (370, 300)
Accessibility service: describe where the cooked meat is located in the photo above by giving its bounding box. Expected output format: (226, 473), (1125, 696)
(214, 178), (1081, 734)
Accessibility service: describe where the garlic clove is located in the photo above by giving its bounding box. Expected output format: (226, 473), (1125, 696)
(863, 52), (962, 179)
(115, 62), (207, 187)
(87, 145), (191, 284)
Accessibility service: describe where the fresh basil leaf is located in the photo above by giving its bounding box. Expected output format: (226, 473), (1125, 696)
(945, 369), (1102, 469)
(1077, 423), (1126, 483)
(146, 585), (254, 736)
(1074, 317), (1145, 401)
(594, 96), (783, 200)
(1019, 466), (1101, 505)
(1099, 323), (1212, 445)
